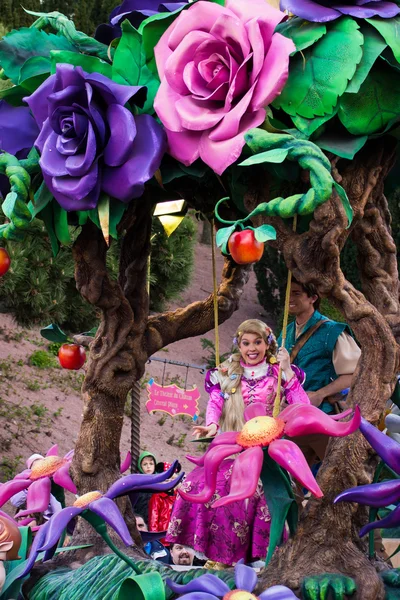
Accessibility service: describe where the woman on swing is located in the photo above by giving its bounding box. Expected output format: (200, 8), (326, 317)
(166, 319), (310, 566)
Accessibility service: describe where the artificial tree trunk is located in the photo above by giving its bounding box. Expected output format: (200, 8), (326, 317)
(67, 198), (250, 557)
(256, 139), (400, 599)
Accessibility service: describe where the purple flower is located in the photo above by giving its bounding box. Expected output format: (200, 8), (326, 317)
(280, 0), (400, 22)
(95, 1), (187, 45)
(24, 64), (167, 211)
(167, 560), (297, 599)
(335, 417), (400, 537)
(0, 100), (39, 199)
(0, 444), (76, 517)
(20, 461), (184, 577)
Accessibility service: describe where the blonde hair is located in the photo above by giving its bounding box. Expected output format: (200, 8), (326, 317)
(218, 319), (277, 432)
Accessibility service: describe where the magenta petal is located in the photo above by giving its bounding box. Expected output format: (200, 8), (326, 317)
(268, 439), (323, 498)
(284, 405), (361, 438)
(209, 431), (240, 447)
(14, 469), (32, 480)
(120, 451), (131, 474)
(165, 129), (201, 166)
(186, 454), (206, 467)
(212, 447), (263, 508)
(0, 479), (31, 508)
(179, 444), (241, 504)
(90, 497), (133, 546)
(244, 402), (268, 422)
(53, 462), (77, 494)
(16, 478), (51, 518)
(46, 444), (59, 457)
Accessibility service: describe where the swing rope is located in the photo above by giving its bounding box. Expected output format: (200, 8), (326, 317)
(273, 215), (297, 418)
(211, 218), (220, 366)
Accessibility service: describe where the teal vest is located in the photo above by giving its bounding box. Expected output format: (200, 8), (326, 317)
(278, 311), (350, 413)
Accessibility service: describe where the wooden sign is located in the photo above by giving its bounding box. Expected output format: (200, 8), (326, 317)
(146, 381), (200, 418)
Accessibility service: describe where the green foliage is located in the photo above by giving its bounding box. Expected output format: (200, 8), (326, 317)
(0, 215), (195, 329)
(149, 216), (196, 312)
(274, 17), (363, 119)
(201, 338), (232, 369)
(0, 454), (22, 480)
(29, 349), (58, 368)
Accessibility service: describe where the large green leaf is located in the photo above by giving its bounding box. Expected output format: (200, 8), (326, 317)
(215, 224), (235, 254)
(292, 107), (338, 137)
(339, 63), (400, 135)
(18, 56), (52, 90)
(110, 199), (128, 239)
(346, 25), (386, 94)
(261, 452), (297, 564)
(275, 18), (327, 52)
(50, 50), (113, 78)
(112, 21), (159, 113)
(53, 202), (71, 245)
(254, 224), (277, 243)
(0, 28), (76, 84)
(138, 5), (188, 76)
(274, 17), (364, 118)
(316, 133), (367, 159)
(40, 323), (68, 343)
(239, 148), (289, 166)
(366, 16), (400, 63)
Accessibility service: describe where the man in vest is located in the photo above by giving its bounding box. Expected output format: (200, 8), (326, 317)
(278, 278), (361, 466)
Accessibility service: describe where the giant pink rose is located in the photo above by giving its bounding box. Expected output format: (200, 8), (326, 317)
(154, 0), (294, 175)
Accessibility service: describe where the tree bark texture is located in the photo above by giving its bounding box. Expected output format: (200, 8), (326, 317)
(67, 195), (250, 560)
(256, 139), (400, 599)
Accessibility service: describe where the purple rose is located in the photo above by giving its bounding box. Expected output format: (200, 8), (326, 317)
(24, 64), (167, 211)
(154, 0), (295, 175)
(95, 0), (187, 45)
(280, 0), (400, 22)
(0, 101), (39, 199)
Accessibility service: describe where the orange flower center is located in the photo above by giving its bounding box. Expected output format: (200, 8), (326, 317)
(29, 456), (66, 480)
(73, 491), (102, 508)
(223, 591), (259, 600)
(236, 416), (285, 448)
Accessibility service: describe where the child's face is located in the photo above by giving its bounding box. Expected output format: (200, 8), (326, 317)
(239, 333), (268, 365)
(141, 457), (155, 474)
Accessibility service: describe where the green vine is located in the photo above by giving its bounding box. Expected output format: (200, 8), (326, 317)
(0, 152), (35, 240)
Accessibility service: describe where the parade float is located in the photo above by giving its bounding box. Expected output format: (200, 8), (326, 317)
(0, 0), (400, 598)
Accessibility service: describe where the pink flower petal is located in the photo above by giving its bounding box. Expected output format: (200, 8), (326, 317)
(227, 0), (285, 34)
(166, 129), (201, 165)
(210, 13), (251, 59)
(154, 79), (185, 132)
(210, 431), (240, 447)
(175, 95), (225, 130)
(199, 108), (265, 174)
(284, 405), (361, 438)
(268, 439), (323, 498)
(14, 469), (32, 480)
(120, 451), (131, 474)
(46, 444), (59, 457)
(53, 462), (77, 494)
(165, 30), (213, 94)
(247, 19), (265, 85)
(212, 447), (263, 508)
(168, 2), (229, 51)
(0, 479), (31, 507)
(64, 449), (74, 460)
(244, 402), (268, 422)
(16, 477), (51, 517)
(186, 454), (205, 466)
(154, 17), (178, 80)
(251, 33), (295, 111)
(178, 443), (241, 504)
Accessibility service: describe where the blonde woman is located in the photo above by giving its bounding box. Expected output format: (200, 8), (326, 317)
(166, 319), (310, 565)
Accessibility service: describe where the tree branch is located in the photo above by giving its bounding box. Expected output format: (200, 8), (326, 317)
(146, 257), (250, 355)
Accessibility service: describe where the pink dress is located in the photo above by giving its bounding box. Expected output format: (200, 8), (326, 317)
(166, 359), (309, 564)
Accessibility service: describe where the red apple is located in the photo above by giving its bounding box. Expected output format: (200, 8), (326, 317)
(0, 248), (11, 276)
(58, 344), (86, 370)
(228, 229), (264, 265)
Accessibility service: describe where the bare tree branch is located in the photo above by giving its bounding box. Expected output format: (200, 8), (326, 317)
(146, 257), (251, 355)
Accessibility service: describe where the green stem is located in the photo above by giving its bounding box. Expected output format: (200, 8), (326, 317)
(214, 197), (238, 226)
(101, 531), (142, 575)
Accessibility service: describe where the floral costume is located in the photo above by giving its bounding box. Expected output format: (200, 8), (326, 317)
(166, 359), (309, 564)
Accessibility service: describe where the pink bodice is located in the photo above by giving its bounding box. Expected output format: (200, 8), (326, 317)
(205, 360), (309, 428)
